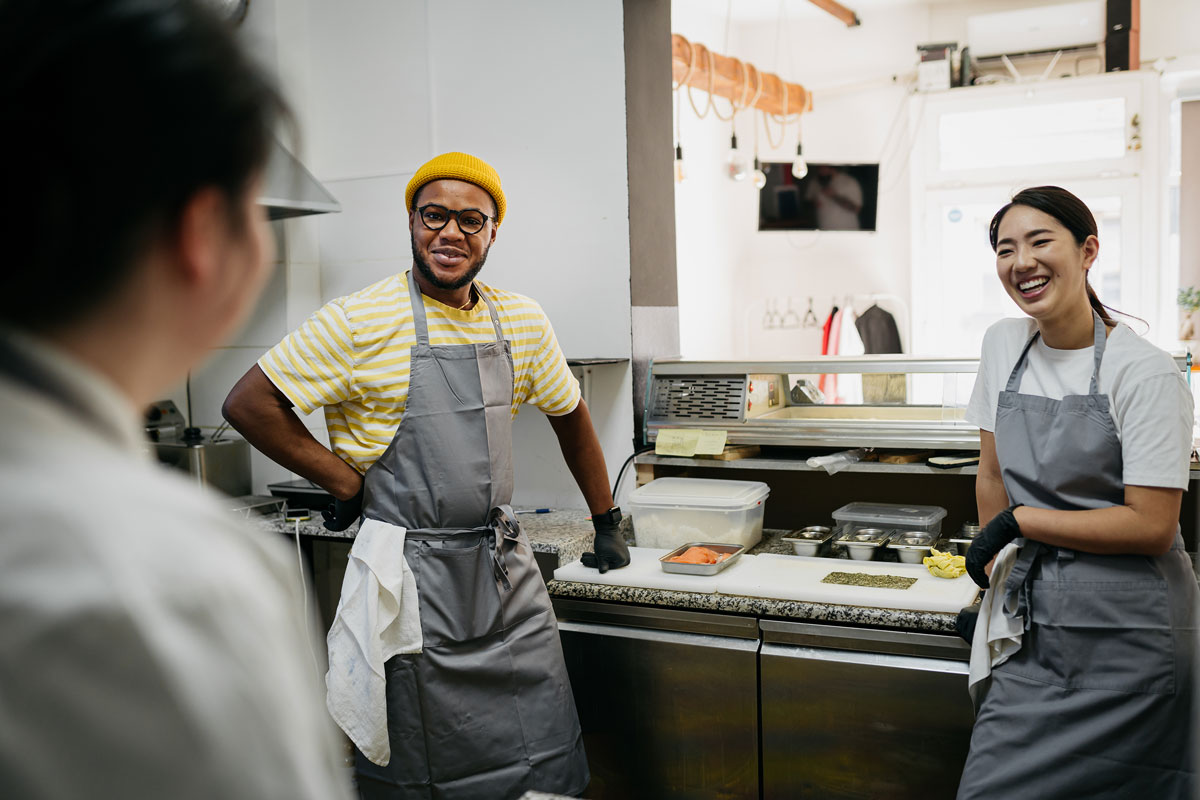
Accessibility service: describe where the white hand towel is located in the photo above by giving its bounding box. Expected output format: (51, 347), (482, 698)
(967, 541), (1023, 704)
(325, 518), (422, 766)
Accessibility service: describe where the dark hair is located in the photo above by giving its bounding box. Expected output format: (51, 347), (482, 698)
(988, 185), (1122, 325)
(0, 0), (291, 332)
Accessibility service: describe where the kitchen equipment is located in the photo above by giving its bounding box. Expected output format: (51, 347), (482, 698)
(267, 478), (335, 512)
(660, 543), (745, 576)
(832, 502), (947, 537)
(782, 526), (835, 556)
(947, 521), (982, 555)
(885, 530), (938, 563)
(229, 495), (286, 517)
(628, 477), (769, 550)
(144, 400), (250, 497)
(834, 527), (890, 561)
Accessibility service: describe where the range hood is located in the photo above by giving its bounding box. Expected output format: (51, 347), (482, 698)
(258, 138), (341, 221)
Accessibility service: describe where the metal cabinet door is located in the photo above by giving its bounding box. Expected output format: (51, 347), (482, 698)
(557, 618), (760, 800)
(761, 636), (974, 799)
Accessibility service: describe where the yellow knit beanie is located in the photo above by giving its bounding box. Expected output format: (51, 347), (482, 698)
(405, 152), (506, 225)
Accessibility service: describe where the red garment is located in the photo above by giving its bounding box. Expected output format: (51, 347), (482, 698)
(819, 306), (839, 399)
(820, 307), (837, 355)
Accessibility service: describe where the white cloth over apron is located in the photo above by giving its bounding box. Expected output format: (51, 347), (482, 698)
(967, 541), (1022, 704)
(326, 518), (422, 766)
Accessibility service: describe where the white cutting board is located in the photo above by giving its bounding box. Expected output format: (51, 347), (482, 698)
(717, 553), (979, 613)
(553, 546), (757, 594)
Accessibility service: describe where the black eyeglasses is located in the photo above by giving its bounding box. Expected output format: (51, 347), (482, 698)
(417, 204), (492, 236)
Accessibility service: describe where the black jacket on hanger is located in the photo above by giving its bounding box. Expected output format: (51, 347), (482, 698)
(855, 304), (902, 354)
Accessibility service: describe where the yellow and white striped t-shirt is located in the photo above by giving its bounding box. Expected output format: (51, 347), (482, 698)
(259, 271), (580, 474)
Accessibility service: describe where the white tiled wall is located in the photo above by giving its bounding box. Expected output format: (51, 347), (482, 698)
(183, 0), (635, 505)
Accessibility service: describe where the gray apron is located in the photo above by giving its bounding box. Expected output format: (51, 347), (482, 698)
(958, 314), (1197, 799)
(352, 271), (588, 800)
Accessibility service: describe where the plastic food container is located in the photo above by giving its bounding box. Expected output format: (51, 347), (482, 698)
(886, 530), (938, 563)
(782, 526), (835, 556)
(659, 542), (745, 575)
(832, 502), (948, 538)
(629, 478), (770, 550)
(834, 527), (890, 561)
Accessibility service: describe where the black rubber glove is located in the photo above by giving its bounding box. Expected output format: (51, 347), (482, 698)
(955, 606), (979, 643)
(965, 504), (1023, 589)
(322, 484), (364, 532)
(581, 507), (630, 574)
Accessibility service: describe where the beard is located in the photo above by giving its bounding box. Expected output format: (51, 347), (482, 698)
(411, 237), (489, 291)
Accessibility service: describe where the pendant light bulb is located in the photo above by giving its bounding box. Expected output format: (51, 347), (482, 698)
(791, 142), (808, 180)
(727, 132), (748, 182)
(674, 144), (687, 184)
(751, 157), (767, 190)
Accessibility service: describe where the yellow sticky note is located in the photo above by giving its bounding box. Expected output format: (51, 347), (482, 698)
(655, 429), (700, 456)
(693, 429), (728, 455)
(655, 429), (728, 457)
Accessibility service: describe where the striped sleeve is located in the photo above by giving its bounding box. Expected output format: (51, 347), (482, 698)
(522, 303), (580, 416)
(258, 300), (356, 415)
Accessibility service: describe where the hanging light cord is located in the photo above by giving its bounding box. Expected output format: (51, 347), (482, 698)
(685, 42), (712, 119)
(707, 49), (737, 122)
(762, 80), (789, 149)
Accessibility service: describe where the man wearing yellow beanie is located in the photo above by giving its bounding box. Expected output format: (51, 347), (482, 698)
(224, 152), (628, 799)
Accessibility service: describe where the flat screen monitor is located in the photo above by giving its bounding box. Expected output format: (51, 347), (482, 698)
(758, 162), (879, 232)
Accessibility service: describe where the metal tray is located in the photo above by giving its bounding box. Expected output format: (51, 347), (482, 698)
(884, 530), (937, 563)
(782, 526), (836, 556)
(660, 542), (746, 575)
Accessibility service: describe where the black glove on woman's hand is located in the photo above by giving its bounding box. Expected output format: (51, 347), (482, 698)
(581, 507), (630, 574)
(322, 484), (364, 532)
(965, 504), (1023, 589)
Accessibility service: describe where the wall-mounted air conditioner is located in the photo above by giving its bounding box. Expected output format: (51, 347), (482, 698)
(966, 0), (1106, 60)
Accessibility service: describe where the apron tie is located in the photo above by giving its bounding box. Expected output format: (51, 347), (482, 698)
(488, 505), (521, 592)
(1004, 539), (1044, 632)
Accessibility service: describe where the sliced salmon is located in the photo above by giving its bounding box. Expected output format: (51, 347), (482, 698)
(667, 546), (725, 564)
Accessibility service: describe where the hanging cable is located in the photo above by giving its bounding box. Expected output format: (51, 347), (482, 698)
(707, 49), (737, 122)
(685, 41), (712, 119)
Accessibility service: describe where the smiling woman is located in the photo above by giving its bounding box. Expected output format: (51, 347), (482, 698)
(956, 184), (1198, 799)
(988, 186), (1112, 348)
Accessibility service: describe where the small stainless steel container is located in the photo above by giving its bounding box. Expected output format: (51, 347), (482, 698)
(660, 542), (746, 575)
(835, 527), (889, 561)
(782, 526), (835, 556)
(886, 530), (937, 563)
(947, 522), (982, 555)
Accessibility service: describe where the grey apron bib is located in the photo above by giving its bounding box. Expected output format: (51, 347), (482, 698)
(352, 271), (588, 800)
(957, 314), (1197, 799)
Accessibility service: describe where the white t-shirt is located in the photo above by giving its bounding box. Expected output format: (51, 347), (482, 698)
(966, 317), (1193, 490)
(0, 331), (354, 800)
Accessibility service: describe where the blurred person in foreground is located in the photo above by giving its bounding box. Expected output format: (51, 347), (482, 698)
(0, 1), (353, 798)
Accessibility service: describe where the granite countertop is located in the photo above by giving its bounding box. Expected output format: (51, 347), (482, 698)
(253, 509), (960, 633)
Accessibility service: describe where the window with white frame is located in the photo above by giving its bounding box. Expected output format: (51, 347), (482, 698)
(908, 71), (1163, 362)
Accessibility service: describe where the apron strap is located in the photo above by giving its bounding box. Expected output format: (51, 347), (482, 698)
(1088, 311), (1107, 395)
(407, 270), (506, 344)
(1004, 331), (1041, 393)
(1004, 311), (1108, 395)
(478, 288), (506, 342)
(407, 270), (431, 347)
